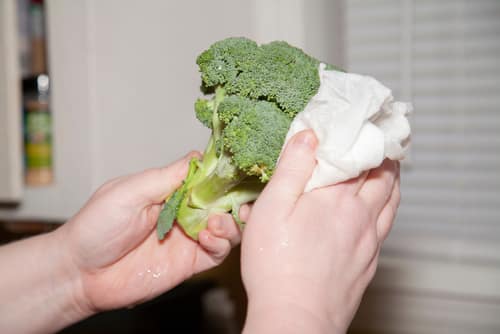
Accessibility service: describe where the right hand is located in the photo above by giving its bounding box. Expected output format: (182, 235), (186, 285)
(241, 130), (400, 333)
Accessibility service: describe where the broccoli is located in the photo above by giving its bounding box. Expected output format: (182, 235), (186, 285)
(157, 37), (341, 240)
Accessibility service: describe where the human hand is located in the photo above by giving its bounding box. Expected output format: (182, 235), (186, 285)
(55, 153), (241, 317)
(241, 131), (400, 333)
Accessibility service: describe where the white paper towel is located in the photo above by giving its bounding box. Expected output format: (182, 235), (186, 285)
(283, 64), (412, 192)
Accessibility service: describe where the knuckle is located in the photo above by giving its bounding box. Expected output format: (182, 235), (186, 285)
(94, 176), (122, 197)
(393, 188), (401, 207)
(142, 167), (163, 180)
(358, 193), (381, 221)
(379, 223), (393, 242)
(143, 166), (184, 184)
(366, 257), (379, 282)
(337, 196), (371, 221)
(382, 170), (395, 192)
(214, 242), (230, 261)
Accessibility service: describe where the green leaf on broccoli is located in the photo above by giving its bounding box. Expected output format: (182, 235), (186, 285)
(157, 188), (184, 240)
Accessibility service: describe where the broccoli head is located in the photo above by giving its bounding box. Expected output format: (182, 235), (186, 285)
(157, 37), (340, 240)
(197, 37), (329, 117)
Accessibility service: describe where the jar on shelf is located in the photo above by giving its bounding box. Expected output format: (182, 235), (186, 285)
(22, 74), (53, 186)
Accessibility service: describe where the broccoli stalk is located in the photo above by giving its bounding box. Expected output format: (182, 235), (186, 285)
(158, 87), (265, 239)
(157, 37), (341, 240)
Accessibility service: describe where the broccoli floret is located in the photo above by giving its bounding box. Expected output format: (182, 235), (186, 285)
(194, 98), (214, 128)
(217, 95), (253, 124)
(157, 37), (340, 240)
(196, 37), (260, 89)
(223, 99), (291, 182)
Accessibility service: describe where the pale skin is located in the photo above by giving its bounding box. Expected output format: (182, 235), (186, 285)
(242, 131), (400, 333)
(0, 152), (242, 334)
(0, 131), (400, 334)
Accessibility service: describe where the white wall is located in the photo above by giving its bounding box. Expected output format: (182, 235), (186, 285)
(87, 0), (256, 186)
(0, 0), (342, 220)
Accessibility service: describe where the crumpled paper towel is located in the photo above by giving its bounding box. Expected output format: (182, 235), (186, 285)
(283, 63), (412, 192)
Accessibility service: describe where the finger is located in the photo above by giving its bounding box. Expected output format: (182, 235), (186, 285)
(207, 214), (241, 247)
(127, 151), (201, 205)
(198, 229), (231, 263)
(330, 171), (369, 196)
(258, 130), (318, 213)
(147, 204), (163, 229)
(363, 247), (381, 286)
(376, 171), (401, 242)
(358, 159), (398, 218)
(305, 171), (368, 208)
(239, 203), (253, 222)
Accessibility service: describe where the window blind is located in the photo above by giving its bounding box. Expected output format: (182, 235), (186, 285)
(345, 0), (500, 263)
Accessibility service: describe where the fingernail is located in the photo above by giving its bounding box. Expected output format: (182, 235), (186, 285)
(295, 130), (317, 150)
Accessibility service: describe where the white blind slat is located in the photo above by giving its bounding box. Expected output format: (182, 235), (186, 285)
(346, 0), (500, 255)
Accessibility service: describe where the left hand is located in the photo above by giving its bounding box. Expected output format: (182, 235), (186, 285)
(55, 152), (241, 316)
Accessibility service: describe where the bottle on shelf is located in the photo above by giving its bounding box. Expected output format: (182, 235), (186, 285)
(22, 74), (53, 186)
(29, 0), (46, 75)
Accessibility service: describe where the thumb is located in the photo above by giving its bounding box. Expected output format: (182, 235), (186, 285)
(126, 151), (200, 205)
(259, 130), (317, 212)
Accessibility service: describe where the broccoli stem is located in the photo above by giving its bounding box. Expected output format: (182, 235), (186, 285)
(177, 175), (263, 239)
(173, 86), (265, 239)
(189, 153), (240, 205)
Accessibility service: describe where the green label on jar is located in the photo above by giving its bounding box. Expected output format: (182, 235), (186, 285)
(24, 110), (52, 168)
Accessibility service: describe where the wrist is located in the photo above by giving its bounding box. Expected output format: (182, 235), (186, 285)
(244, 297), (331, 334)
(49, 226), (95, 325)
(243, 280), (346, 334)
(0, 227), (95, 333)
